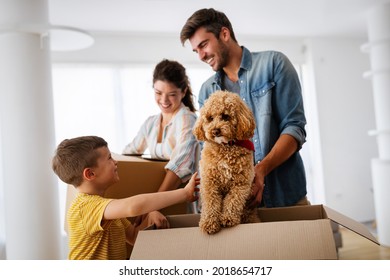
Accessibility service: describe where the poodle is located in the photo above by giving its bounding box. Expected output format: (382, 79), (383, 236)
(193, 90), (260, 234)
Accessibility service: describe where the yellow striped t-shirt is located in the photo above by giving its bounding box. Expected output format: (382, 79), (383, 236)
(67, 193), (131, 260)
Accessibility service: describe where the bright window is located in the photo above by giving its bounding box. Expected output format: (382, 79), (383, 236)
(52, 63), (213, 237)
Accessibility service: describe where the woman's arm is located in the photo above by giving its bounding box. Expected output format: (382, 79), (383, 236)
(123, 116), (156, 154)
(158, 170), (182, 192)
(164, 110), (199, 182)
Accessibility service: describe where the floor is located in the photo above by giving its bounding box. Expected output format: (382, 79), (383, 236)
(338, 223), (390, 260)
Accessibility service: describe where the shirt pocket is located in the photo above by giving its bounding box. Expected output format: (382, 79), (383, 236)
(251, 82), (275, 115)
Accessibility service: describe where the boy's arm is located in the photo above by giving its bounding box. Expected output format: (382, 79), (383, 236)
(124, 211), (169, 245)
(103, 173), (199, 220)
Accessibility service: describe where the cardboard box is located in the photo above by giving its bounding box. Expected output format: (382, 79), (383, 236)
(65, 154), (190, 231)
(104, 154), (189, 215)
(130, 204), (379, 260)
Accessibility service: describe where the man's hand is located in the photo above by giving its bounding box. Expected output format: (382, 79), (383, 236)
(248, 168), (265, 208)
(248, 134), (299, 208)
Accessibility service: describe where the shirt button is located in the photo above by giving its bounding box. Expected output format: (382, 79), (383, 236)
(240, 80), (243, 83)
(242, 98), (246, 101)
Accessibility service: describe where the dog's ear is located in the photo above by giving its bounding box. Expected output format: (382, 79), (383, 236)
(236, 100), (256, 140)
(193, 115), (206, 141)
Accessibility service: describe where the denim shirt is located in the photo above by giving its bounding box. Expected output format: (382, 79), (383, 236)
(198, 47), (307, 207)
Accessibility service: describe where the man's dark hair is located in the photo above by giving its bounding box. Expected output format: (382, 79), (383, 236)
(180, 8), (237, 45)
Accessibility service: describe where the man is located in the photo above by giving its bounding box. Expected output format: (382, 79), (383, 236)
(180, 8), (308, 208)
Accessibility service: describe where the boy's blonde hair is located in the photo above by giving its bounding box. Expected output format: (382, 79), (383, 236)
(52, 136), (107, 186)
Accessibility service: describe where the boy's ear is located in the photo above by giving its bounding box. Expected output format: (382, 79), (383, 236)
(83, 168), (95, 181)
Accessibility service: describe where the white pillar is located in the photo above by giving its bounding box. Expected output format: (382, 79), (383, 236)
(0, 0), (61, 259)
(362, 3), (390, 247)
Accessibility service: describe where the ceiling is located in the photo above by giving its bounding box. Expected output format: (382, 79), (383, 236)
(48, 0), (390, 38)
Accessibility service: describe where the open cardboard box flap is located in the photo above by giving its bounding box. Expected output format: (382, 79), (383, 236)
(322, 205), (379, 245)
(130, 204), (379, 260)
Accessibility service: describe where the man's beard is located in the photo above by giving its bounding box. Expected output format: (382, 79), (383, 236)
(214, 39), (230, 72)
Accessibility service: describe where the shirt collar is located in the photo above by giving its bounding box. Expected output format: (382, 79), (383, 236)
(213, 46), (252, 84)
(240, 46), (252, 71)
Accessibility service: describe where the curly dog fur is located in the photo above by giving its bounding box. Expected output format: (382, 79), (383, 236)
(194, 90), (260, 234)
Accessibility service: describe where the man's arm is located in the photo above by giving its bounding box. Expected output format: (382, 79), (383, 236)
(250, 134), (298, 207)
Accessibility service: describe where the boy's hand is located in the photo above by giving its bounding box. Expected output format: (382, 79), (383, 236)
(184, 172), (200, 202)
(146, 211), (169, 229)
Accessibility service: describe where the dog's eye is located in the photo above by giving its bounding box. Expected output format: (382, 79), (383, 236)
(221, 113), (230, 121)
(206, 115), (213, 122)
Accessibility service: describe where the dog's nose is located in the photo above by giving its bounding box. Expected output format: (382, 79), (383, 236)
(212, 129), (221, 137)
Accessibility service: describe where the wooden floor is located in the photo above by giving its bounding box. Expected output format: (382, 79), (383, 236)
(338, 225), (390, 260)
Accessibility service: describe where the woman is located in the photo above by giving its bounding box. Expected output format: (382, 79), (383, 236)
(123, 59), (199, 193)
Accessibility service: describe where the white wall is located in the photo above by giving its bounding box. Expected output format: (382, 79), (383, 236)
(0, 128), (5, 259)
(304, 38), (377, 222)
(52, 31), (305, 65)
(52, 33), (378, 222)
(52, 32), (200, 65)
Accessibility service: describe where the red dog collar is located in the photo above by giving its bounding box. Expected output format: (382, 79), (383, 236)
(227, 139), (255, 152)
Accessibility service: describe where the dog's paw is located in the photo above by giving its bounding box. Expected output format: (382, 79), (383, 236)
(220, 215), (240, 228)
(199, 219), (221, 234)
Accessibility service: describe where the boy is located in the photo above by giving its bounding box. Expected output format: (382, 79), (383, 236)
(52, 136), (199, 260)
